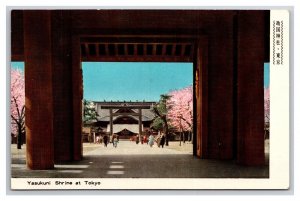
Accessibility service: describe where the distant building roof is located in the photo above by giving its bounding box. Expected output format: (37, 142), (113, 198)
(94, 101), (157, 122)
(107, 124), (140, 134)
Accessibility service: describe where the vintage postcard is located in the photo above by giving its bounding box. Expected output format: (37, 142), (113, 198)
(9, 9), (289, 190)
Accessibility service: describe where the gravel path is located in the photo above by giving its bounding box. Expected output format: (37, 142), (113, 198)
(11, 141), (268, 178)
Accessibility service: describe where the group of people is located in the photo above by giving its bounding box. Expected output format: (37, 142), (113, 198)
(155, 134), (166, 148)
(95, 134), (119, 148)
(92, 133), (166, 149)
(133, 134), (148, 145)
(133, 133), (166, 148)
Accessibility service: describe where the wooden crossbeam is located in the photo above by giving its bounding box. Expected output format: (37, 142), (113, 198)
(134, 44), (137, 55)
(152, 44), (157, 55)
(143, 44), (147, 55)
(181, 44), (186, 56)
(104, 44), (109, 55)
(95, 44), (99, 56)
(81, 56), (192, 62)
(82, 42), (194, 61)
(85, 43), (90, 56)
(115, 44), (118, 55)
(171, 44), (176, 55)
(101, 105), (150, 109)
(124, 44), (128, 55)
(162, 44), (167, 55)
(111, 113), (140, 116)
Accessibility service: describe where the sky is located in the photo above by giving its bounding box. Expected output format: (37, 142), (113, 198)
(11, 62), (24, 72)
(10, 62), (270, 101)
(82, 62), (192, 101)
(264, 63), (270, 88)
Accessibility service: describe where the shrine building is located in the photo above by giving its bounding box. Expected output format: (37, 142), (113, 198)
(93, 101), (156, 139)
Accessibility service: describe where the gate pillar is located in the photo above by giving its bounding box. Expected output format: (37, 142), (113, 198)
(24, 11), (54, 169)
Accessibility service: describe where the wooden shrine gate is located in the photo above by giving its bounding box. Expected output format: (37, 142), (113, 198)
(11, 10), (268, 169)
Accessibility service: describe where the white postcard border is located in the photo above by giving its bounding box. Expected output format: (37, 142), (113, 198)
(10, 9), (290, 190)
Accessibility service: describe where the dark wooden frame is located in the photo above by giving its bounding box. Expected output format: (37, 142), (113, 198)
(12, 10), (267, 169)
(71, 34), (208, 158)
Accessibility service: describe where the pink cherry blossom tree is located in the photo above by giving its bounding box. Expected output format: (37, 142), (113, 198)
(264, 87), (270, 123)
(11, 69), (25, 149)
(264, 87), (270, 139)
(167, 86), (193, 145)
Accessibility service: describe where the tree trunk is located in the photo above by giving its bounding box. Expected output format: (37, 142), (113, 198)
(179, 132), (182, 146)
(152, 107), (169, 146)
(17, 124), (22, 149)
(163, 119), (169, 146)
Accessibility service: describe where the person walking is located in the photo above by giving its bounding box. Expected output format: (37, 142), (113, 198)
(156, 134), (161, 147)
(113, 137), (118, 148)
(135, 134), (139, 145)
(160, 134), (166, 148)
(103, 135), (108, 147)
(148, 134), (155, 147)
(143, 135), (148, 144)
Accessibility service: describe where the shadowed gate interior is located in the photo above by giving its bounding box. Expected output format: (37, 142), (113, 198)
(11, 10), (269, 170)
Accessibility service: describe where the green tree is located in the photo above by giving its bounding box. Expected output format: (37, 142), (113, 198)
(83, 99), (98, 124)
(151, 94), (171, 146)
(83, 100), (100, 143)
(151, 118), (164, 131)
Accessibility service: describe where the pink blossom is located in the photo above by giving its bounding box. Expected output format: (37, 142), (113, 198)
(264, 87), (270, 123)
(167, 86), (193, 132)
(11, 69), (25, 135)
